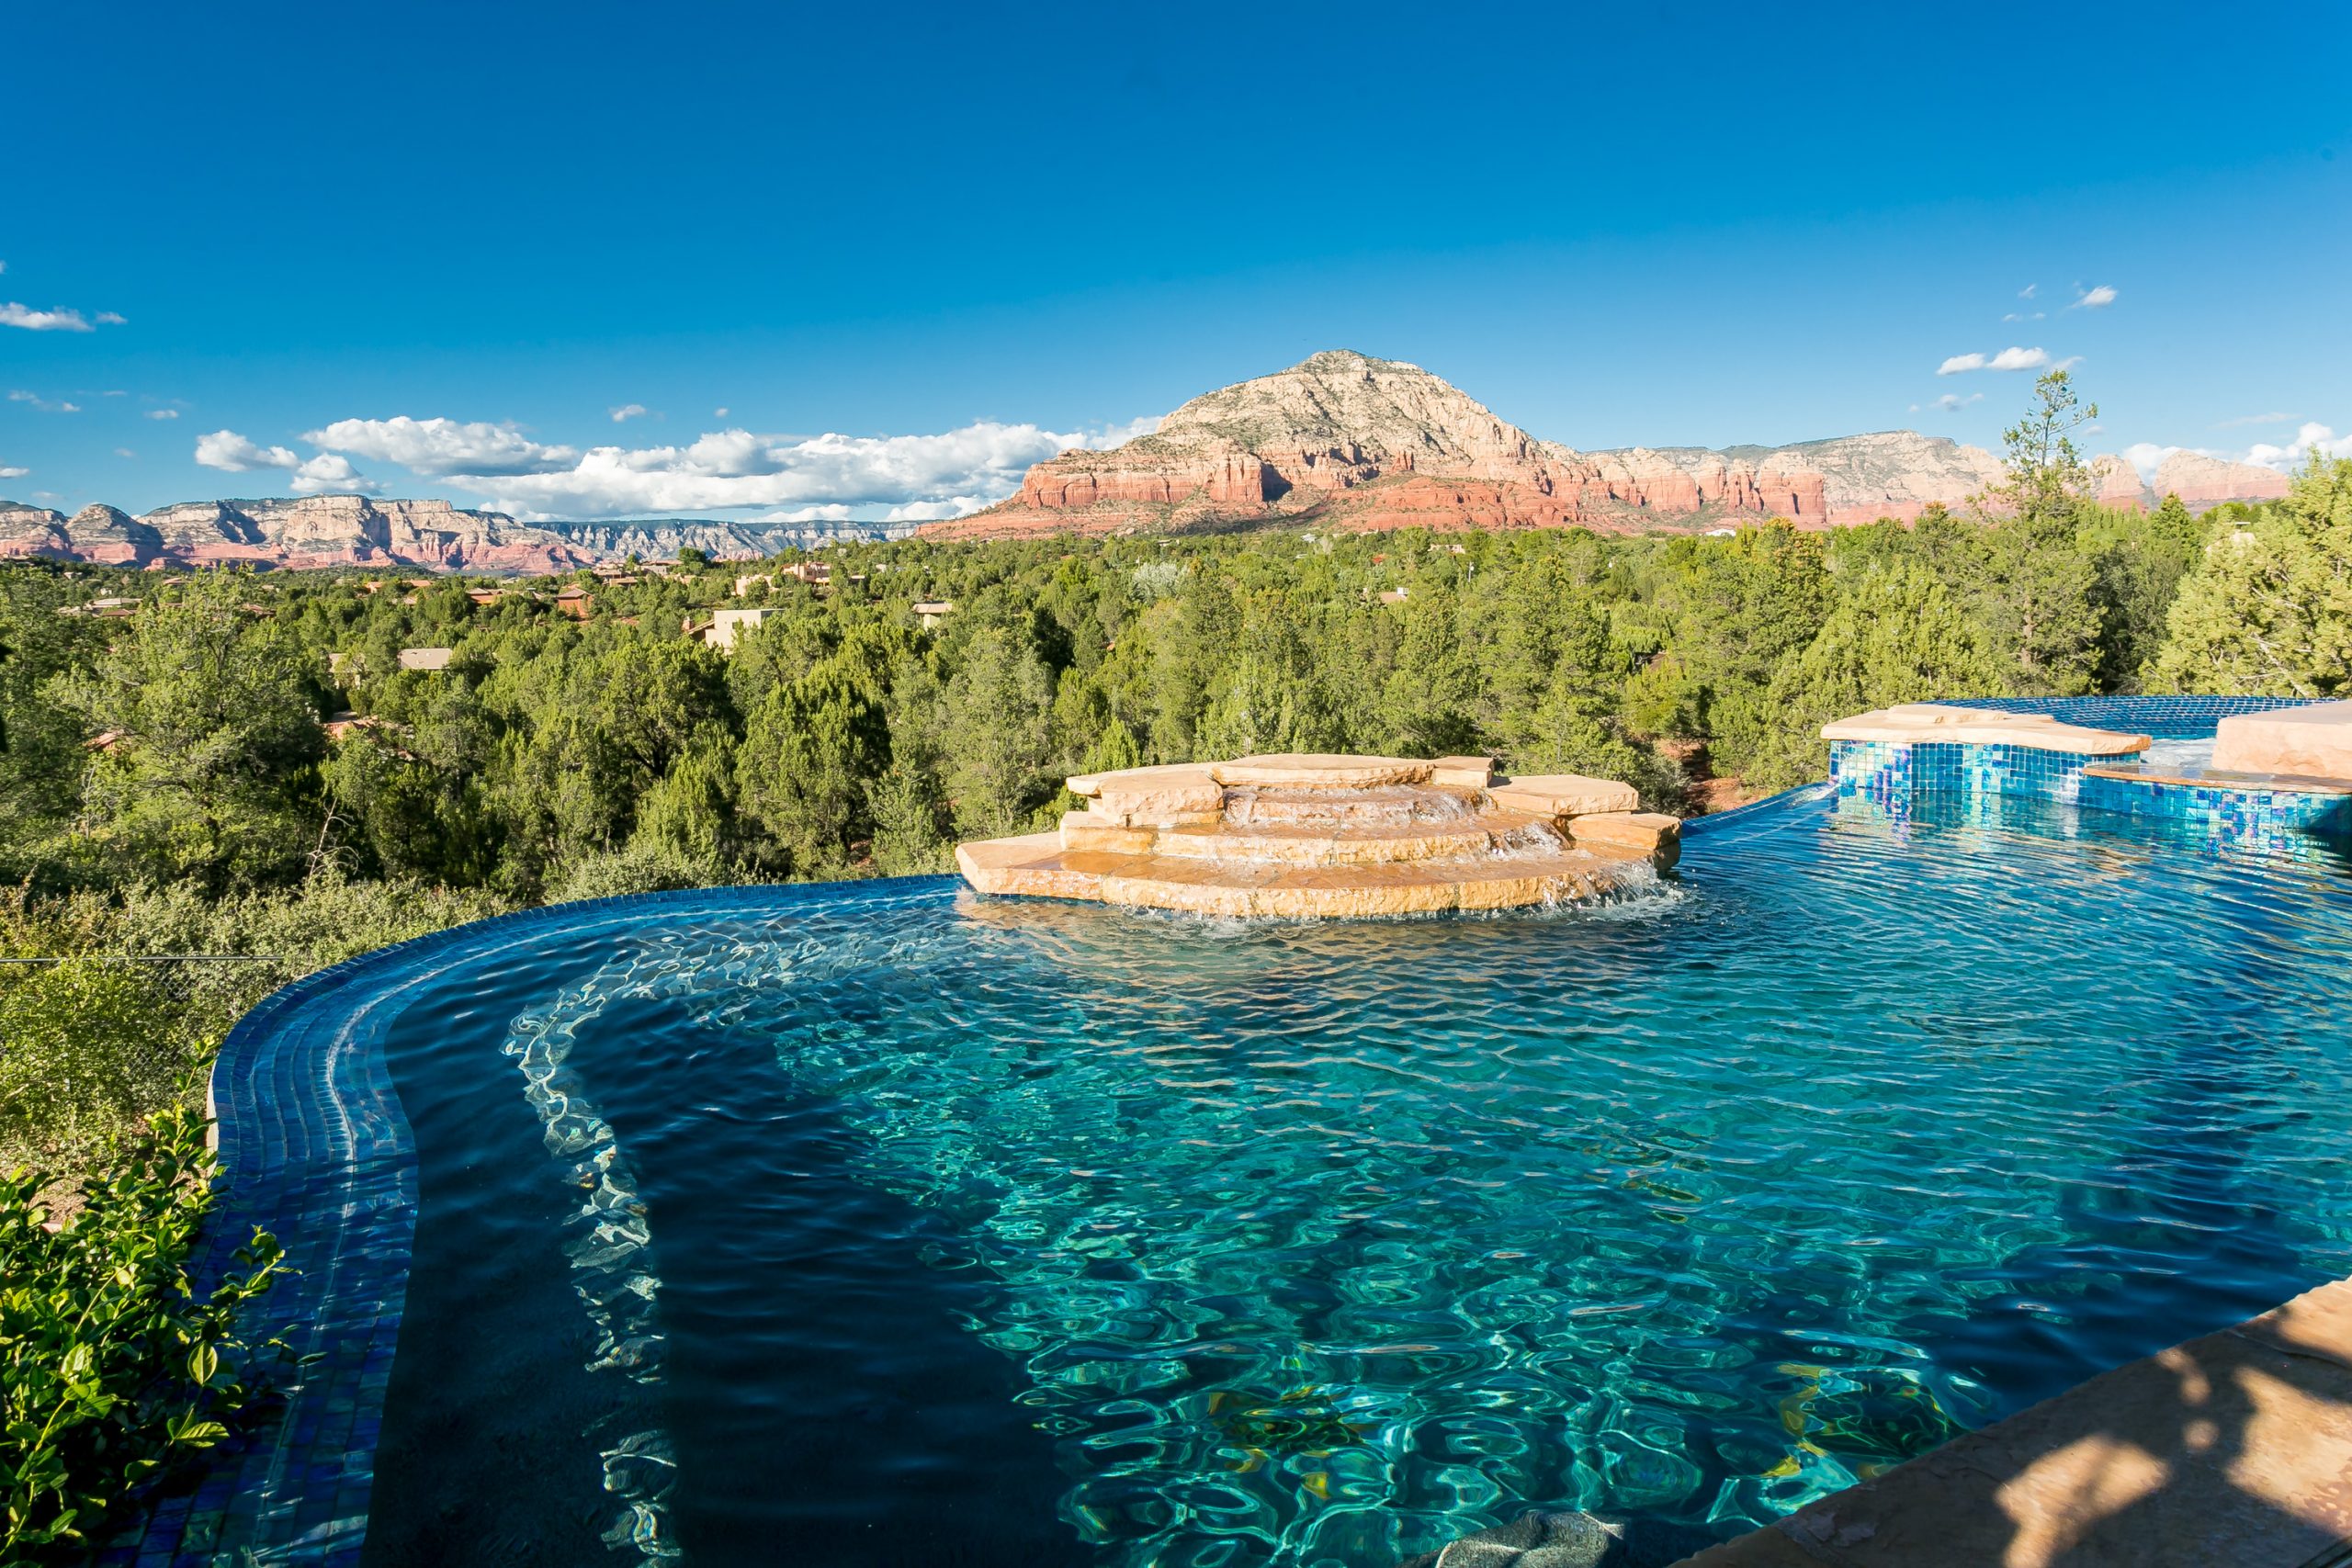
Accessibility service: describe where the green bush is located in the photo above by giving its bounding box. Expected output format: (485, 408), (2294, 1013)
(0, 961), (204, 1175)
(1, 1101), (282, 1562)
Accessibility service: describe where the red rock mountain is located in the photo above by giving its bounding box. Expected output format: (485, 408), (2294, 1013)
(0, 495), (599, 573)
(920, 350), (2280, 541)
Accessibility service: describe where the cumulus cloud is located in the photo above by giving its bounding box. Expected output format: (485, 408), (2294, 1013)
(195, 429), (380, 494)
(2122, 422), (2348, 482)
(1938, 346), (2062, 375)
(0, 303), (94, 332)
(2121, 442), (2178, 482)
(377, 413), (1165, 522)
(2245, 422), (2351, 471)
(7, 389), (80, 412)
(0, 465), (27, 479)
(304, 415), (580, 477)
(145, 408), (179, 420)
(195, 430), (301, 471)
(2069, 285), (2118, 310)
(609, 403), (650, 423)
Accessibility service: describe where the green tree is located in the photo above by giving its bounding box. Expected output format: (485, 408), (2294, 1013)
(1745, 561), (2010, 792)
(2151, 456), (2352, 695)
(51, 572), (326, 891)
(939, 626), (1055, 837)
(1976, 371), (2103, 693)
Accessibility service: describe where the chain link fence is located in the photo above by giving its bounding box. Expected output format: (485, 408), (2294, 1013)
(0, 955), (292, 1179)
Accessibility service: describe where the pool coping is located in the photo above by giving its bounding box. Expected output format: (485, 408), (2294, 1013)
(1671, 1275), (2352, 1567)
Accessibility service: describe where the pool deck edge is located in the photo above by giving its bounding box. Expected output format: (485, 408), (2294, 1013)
(1671, 1274), (2352, 1568)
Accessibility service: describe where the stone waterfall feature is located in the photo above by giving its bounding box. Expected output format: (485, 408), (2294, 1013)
(955, 753), (1680, 918)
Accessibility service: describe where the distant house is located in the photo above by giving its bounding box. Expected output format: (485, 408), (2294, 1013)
(554, 587), (593, 620)
(398, 648), (455, 672)
(695, 608), (770, 651)
(912, 599), (956, 629)
(1376, 588), (1409, 604)
(733, 573), (775, 597)
(466, 588), (505, 606)
(782, 561), (831, 587)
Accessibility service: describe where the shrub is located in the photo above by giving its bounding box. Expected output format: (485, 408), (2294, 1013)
(0, 961), (204, 1175)
(1, 1101), (282, 1562)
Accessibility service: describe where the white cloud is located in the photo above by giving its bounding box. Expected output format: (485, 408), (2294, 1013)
(2245, 422), (2351, 472)
(96, 310), (127, 325)
(2216, 412), (2293, 428)
(1933, 392), (1984, 412)
(303, 415), (579, 476)
(1938, 346), (2055, 375)
(0, 303), (94, 332)
(714, 406), (729, 418)
(2121, 442), (2180, 482)
(420, 414), (1159, 522)
(194, 429), (381, 494)
(2070, 285), (2118, 310)
(0, 465), (27, 479)
(2123, 422), (2348, 481)
(145, 408), (179, 420)
(2018, 284), (2037, 299)
(2001, 310), (2046, 322)
(195, 430), (301, 471)
(7, 389), (80, 412)
(114, 446), (136, 458)
(609, 403), (650, 423)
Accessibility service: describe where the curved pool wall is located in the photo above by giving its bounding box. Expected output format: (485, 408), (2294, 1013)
(105, 878), (960, 1568)
(113, 695), (2351, 1568)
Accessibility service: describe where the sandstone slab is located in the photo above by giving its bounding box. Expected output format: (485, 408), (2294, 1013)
(1822, 705), (2151, 756)
(1210, 753), (1432, 789)
(1066, 762), (1227, 821)
(1566, 811), (1682, 859)
(1487, 773), (1642, 818)
(2211, 699), (2352, 782)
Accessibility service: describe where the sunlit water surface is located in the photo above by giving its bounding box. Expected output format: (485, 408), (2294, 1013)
(364, 791), (2352, 1568)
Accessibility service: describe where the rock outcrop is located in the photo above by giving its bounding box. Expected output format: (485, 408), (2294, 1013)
(2151, 450), (2292, 509)
(0, 495), (913, 572)
(922, 350), (2292, 541)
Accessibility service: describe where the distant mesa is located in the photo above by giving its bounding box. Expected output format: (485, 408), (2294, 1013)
(0, 496), (903, 574)
(1, 351), (2300, 570)
(918, 349), (2293, 541)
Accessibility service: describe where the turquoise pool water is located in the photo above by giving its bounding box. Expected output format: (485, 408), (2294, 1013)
(351, 787), (2352, 1567)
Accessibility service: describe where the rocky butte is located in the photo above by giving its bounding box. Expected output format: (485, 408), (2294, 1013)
(0, 497), (905, 573)
(919, 349), (2292, 541)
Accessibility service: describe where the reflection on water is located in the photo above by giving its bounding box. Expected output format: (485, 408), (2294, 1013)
(387, 790), (2352, 1567)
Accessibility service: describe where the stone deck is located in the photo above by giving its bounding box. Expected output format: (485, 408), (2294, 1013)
(1672, 1276), (2352, 1568)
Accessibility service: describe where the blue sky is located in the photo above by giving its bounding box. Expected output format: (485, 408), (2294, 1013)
(5, 0), (2347, 521)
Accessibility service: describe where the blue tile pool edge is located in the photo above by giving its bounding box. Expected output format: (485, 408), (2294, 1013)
(111, 874), (965, 1568)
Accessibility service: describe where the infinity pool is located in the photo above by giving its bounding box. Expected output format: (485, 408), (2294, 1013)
(217, 785), (2352, 1568)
